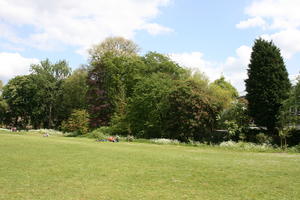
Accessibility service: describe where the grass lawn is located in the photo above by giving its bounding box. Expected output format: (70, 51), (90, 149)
(0, 132), (299, 200)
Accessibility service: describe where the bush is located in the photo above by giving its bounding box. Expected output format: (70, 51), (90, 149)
(256, 133), (272, 144)
(126, 135), (134, 142)
(289, 144), (300, 153)
(165, 80), (219, 142)
(85, 126), (113, 140)
(61, 109), (89, 135)
(86, 129), (106, 140)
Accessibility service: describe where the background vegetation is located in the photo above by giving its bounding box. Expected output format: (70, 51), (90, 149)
(0, 37), (299, 147)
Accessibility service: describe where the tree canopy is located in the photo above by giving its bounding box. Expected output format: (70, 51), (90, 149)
(89, 37), (140, 62)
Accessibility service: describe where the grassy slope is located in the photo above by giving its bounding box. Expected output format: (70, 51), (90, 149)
(0, 133), (299, 200)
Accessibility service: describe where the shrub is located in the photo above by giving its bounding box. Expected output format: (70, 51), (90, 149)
(126, 135), (134, 142)
(289, 144), (300, 153)
(86, 129), (106, 140)
(256, 133), (272, 144)
(61, 109), (89, 135)
(96, 126), (113, 135)
(85, 126), (113, 140)
(165, 80), (219, 142)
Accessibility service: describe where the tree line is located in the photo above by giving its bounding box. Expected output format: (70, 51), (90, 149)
(0, 37), (299, 146)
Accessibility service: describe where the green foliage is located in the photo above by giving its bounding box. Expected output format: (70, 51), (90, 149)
(87, 38), (142, 128)
(2, 59), (71, 129)
(61, 67), (88, 121)
(87, 48), (188, 130)
(126, 135), (134, 142)
(142, 52), (187, 79)
(109, 113), (130, 135)
(126, 73), (174, 138)
(290, 144), (300, 153)
(213, 76), (239, 98)
(208, 83), (234, 111)
(255, 133), (272, 144)
(0, 81), (8, 125)
(0, 99), (8, 125)
(89, 36), (140, 61)
(87, 52), (145, 127)
(223, 120), (240, 139)
(217, 98), (250, 140)
(279, 75), (300, 127)
(245, 38), (291, 135)
(125, 71), (227, 142)
(30, 59), (71, 128)
(86, 127), (109, 140)
(2, 75), (37, 128)
(61, 109), (90, 135)
(165, 79), (220, 142)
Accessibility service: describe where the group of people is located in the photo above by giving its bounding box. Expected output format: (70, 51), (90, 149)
(98, 136), (119, 142)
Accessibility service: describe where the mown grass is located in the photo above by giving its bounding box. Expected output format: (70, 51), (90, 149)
(0, 132), (300, 200)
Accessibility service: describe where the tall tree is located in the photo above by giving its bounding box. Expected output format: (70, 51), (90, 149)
(2, 75), (37, 128)
(30, 59), (71, 128)
(87, 53), (144, 127)
(125, 73), (174, 138)
(89, 37), (140, 61)
(245, 38), (291, 135)
(0, 80), (8, 125)
(87, 37), (143, 128)
(142, 52), (186, 79)
(279, 74), (300, 127)
(60, 67), (88, 121)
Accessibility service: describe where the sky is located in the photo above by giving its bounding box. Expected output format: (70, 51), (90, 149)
(0, 0), (299, 94)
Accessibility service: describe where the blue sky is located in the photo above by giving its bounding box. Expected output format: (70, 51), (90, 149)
(0, 0), (299, 93)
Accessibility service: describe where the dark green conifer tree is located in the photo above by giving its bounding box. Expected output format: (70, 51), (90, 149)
(245, 38), (291, 136)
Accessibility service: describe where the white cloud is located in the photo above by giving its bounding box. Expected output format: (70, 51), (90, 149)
(236, 17), (267, 29)
(238, 0), (300, 58)
(169, 52), (222, 81)
(289, 74), (299, 85)
(141, 23), (173, 35)
(0, 52), (39, 83)
(244, 0), (300, 30)
(222, 46), (252, 94)
(169, 45), (252, 93)
(0, 0), (172, 53)
(261, 29), (300, 59)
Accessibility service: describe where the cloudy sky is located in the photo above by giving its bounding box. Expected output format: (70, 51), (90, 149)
(0, 0), (299, 93)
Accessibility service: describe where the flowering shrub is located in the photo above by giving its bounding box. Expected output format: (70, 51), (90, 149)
(219, 140), (276, 152)
(30, 129), (64, 135)
(150, 138), (180, 145)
